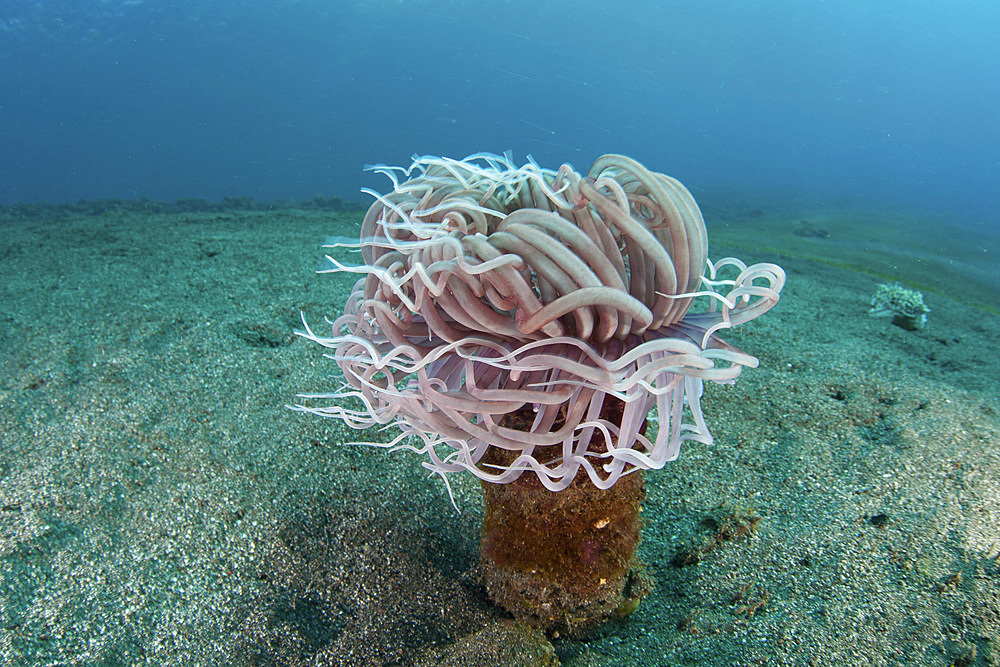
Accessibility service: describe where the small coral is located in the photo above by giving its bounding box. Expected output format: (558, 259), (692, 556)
(869, 283), (930, 330)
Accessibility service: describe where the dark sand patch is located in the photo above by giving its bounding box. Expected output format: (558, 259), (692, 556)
(1, 204), (997, 665)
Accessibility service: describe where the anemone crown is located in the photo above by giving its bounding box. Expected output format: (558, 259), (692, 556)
(294, 153), (784, 495)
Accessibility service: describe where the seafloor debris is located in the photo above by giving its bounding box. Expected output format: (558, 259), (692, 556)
(869, 283), (930, 330)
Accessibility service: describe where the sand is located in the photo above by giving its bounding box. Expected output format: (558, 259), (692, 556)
(0, 200), (997, 666)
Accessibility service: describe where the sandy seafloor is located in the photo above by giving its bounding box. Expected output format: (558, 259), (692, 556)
(1, 197), (998, 667)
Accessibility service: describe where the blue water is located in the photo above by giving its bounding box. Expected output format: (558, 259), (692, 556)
(2, 0), (998, 224)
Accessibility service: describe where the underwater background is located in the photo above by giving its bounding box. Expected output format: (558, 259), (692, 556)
(2, 1), (1000, 666)
(2, 0), (999, 226)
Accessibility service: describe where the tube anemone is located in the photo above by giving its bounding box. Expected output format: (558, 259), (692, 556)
(294, 153), (784, 633)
